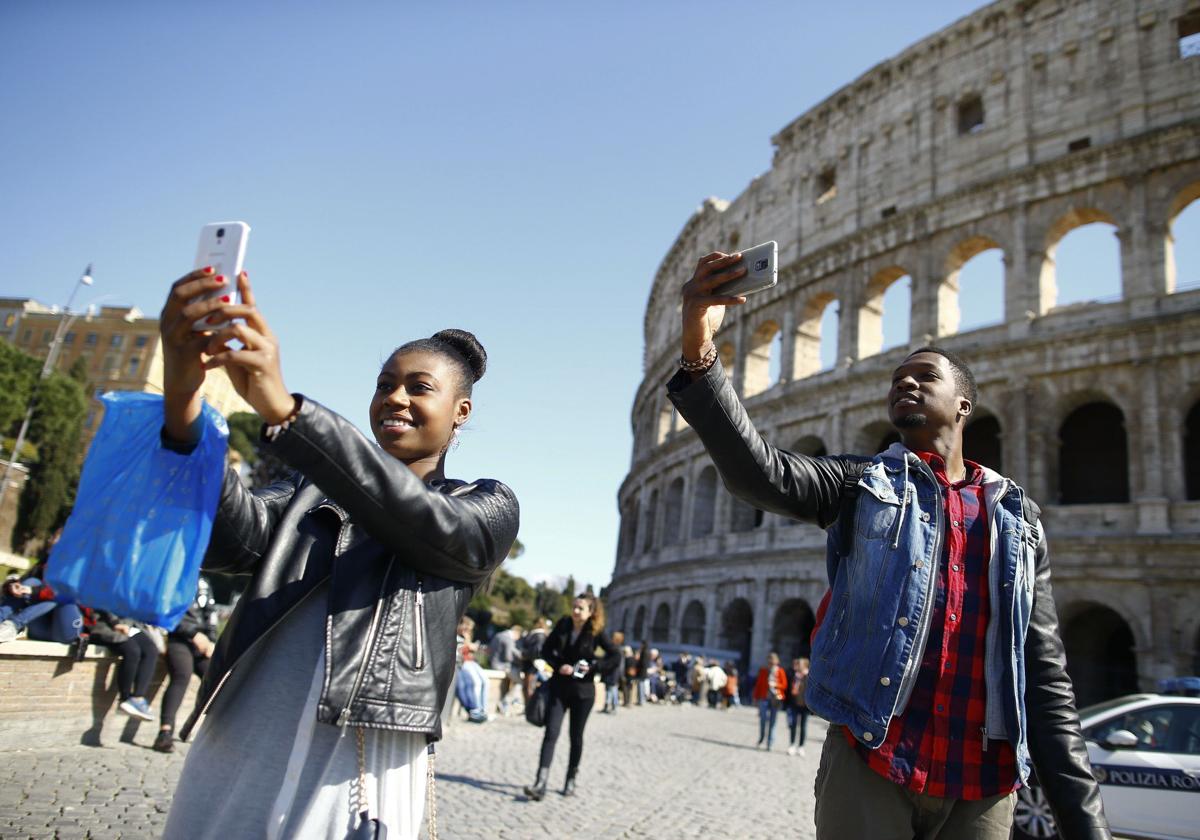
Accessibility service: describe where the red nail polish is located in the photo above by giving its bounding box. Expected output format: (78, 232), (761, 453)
(221, 295), (231, 303)
(215, 275), (226, 284)
(203, 266), (213, 274)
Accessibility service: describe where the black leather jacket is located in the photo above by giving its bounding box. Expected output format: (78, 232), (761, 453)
(666, 361), (1109, 840)
(176, 396), (519, 742)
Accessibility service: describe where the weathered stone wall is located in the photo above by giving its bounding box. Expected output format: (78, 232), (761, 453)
(610, 0), (1200, 699)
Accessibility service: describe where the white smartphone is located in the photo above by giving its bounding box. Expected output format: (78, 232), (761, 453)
(712, 240), (778, 298)
(191, 221), (250, 331)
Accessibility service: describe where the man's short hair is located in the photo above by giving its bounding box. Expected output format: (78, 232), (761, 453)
(908, 346), (977, 408)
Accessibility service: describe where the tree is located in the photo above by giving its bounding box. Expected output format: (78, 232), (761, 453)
(226, 411), (290, 488)
(13, 369), (87, 549)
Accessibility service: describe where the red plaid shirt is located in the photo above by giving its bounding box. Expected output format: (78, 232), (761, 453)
(844, 451), (1019, 800)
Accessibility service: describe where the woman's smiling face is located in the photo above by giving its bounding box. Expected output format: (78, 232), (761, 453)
(370, 349), (471, 465)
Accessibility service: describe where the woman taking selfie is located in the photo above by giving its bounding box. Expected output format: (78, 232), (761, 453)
(523, 592), (618, 801)
(158, 268), (519, 840)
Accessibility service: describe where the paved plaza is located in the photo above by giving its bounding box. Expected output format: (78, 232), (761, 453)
(1, 701), (822, 839)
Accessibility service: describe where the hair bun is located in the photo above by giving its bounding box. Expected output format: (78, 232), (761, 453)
(433, 329), (487, 383)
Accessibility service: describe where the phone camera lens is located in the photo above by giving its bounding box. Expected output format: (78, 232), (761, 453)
(216, 227), (225, 239)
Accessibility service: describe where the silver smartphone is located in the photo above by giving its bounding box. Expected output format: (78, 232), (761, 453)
(191, 221), (250, 331)
(712, 240), (778, 297)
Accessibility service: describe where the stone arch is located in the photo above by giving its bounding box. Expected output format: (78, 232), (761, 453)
(1040, 207), (1122, 311)
(790, 435), (828, 457)
(1167, 179), (1200, 293)
(691, 465), (718, 538)
(858, 266), (913, 358)
(656, 400), (675, 445)
(744, 319), (782, 397)
(680, 600), (706, 646)
(794, 292), (838, 378)
(662, 476), (686, 546)
(620, 496), (640, 562)
(857, 420), (900, 456)
(717, 340), (736, 373)
(651, 602), (671, 644)
(641, 488), (660, 552)
(632, 605), (646, 643)
(964, 411), (1002, 473)
(729, 490), (762, 532)
(770, 598), (816, 660)
(719, 598), (754, 673)
(1058, 401), (1129, 504)
(1062, 602), (1139, 707)
(1186, 398), (1200, 501)
(945, 234), (1006, 332)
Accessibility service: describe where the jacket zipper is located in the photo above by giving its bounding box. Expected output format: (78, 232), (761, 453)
(337, 556), (395, 727)
(414, 578), (426, 670)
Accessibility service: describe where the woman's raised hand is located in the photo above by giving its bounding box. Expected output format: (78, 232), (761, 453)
(680, 251), (748, 366)
(159, 267), (230, 441)
(201, 272), (296, 425)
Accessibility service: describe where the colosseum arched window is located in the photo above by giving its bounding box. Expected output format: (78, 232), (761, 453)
(1185, 399), (1200, 500)
(857, 420), (900, 456)
(770, 599), (815, 660)
(1042, 209), (1122, 310)
(656, 402), (676, 445)
(1167, 181), (1200, 293)
(1058, 401), (1130, 504)
(632, 606), (646, 643)
(651, 603), (671, 644)
(793, 294), (839, 378)
(662, 477), (686, 545)
(946, 235), (1005, 332)
(691, 466), (718, 538)
(680, 600), (706, 646)
(720, 599), (754, 671)
(641, 488), (659, 553)
(743, 320), (782, 397)
(619, 497), (640, 562)
(963, 413), (1002, 473)
(1062, 602), (1139, 708)
(718, 340), (735, 373)
(858, 267), (912, 359)
(728, 489), (763, 532)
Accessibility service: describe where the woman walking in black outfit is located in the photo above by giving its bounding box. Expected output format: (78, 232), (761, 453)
(523, 593), (618, 800)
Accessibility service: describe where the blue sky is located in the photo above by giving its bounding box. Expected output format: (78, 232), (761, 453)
(2, 2), (1197, 590)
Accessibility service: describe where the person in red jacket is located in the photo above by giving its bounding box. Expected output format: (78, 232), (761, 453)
(752, 651), (789, 750)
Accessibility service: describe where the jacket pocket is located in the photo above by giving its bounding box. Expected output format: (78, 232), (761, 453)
(855, 468), (902, 541)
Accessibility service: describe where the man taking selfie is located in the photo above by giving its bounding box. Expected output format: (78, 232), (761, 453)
(666, 251), (1110, 840)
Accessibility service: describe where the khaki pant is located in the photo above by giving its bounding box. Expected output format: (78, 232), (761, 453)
(814, 726), (1016, 840)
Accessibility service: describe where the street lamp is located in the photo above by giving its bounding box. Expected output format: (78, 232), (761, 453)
(0, 264), (96, 514)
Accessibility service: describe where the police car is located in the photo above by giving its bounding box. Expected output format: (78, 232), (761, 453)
(1013, 678), (1200, 840)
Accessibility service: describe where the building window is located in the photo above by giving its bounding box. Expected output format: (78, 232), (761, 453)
(42, 329), (53, 344)
(957, 95), (985, 135)
(127, 356), (140, 377)
(64, 331), (76, 345)
(134, 335), (149, 348)
(101, 355), (115, 373)
(21, 329), (31, 344)
(110, 334), (124, 348)
(1180, 11), (1200, 58)
(815, 167), (837, 205)
(85, 332), (98, 347)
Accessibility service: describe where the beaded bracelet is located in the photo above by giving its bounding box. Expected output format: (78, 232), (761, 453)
(679, 341), (718, 374)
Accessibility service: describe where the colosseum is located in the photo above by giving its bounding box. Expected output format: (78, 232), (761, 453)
(606, 0), (1200, 707)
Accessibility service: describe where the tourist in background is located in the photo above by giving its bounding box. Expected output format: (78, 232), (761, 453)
(786, 656), (811, 757)
(602, 630), (625, 713)
(154, 575), (219, 752)
(752, 652), (788, 751)
(522, 592), (619, 800)
(519, 617), (549, 703)
(489, 622), (522, 716)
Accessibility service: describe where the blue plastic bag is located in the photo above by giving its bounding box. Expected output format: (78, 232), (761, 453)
(46, 391), (228, 628)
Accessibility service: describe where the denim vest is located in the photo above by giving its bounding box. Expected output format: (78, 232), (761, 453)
(806, 444), (1040, 783)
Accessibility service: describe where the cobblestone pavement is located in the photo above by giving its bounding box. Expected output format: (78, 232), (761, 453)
(1, 702), (823, 839)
